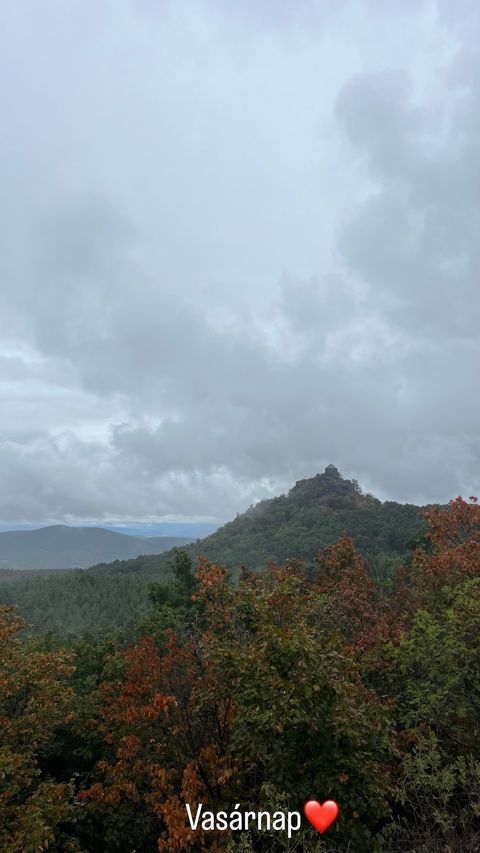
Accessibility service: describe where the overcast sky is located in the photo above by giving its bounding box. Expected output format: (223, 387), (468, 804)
(1, 0), (479, 525)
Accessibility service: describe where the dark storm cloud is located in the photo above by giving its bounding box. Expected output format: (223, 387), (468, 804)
(1, 0), (479, 523)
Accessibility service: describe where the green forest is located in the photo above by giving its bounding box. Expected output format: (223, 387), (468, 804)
(1, 492), (480, 851)
(0, 468), (425, 635)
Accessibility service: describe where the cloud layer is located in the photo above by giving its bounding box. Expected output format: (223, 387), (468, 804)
(1, 0), (479, 523)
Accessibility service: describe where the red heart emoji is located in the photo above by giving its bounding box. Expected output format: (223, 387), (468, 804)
(304, 799), (339, 833)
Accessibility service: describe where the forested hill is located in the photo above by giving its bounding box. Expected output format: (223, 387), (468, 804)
(185, 464), (425, 573)
(91, 465), (425, 579)
(0, 466), (427, 634)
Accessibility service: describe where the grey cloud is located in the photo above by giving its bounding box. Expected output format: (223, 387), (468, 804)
(335, 71), (419, 181)
(1, 0), (480, 524)
(335, 59), (480, 336)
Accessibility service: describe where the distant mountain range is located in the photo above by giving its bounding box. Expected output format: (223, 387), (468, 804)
(103, 522), (219, 538)
(0, 466), (432, 634)
(84, 464), (428, 583)
(0, 525), (193, 570)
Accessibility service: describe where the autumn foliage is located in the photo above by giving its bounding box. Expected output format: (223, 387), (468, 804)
(0, 607), (78, 851)
(1, 498), (480, 851)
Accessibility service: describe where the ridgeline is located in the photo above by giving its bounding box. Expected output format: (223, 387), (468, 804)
(0, 466), (426, 634)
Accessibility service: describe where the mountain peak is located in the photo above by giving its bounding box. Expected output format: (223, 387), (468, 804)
(288, 465), (359, 504)
(324, 463), (340, 477)
(166, 466), (421, 576)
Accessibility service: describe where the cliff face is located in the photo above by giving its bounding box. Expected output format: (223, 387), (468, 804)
(288, 465), (365, 507)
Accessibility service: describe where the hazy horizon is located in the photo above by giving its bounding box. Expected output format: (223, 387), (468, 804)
(0, 521), (221, 536)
